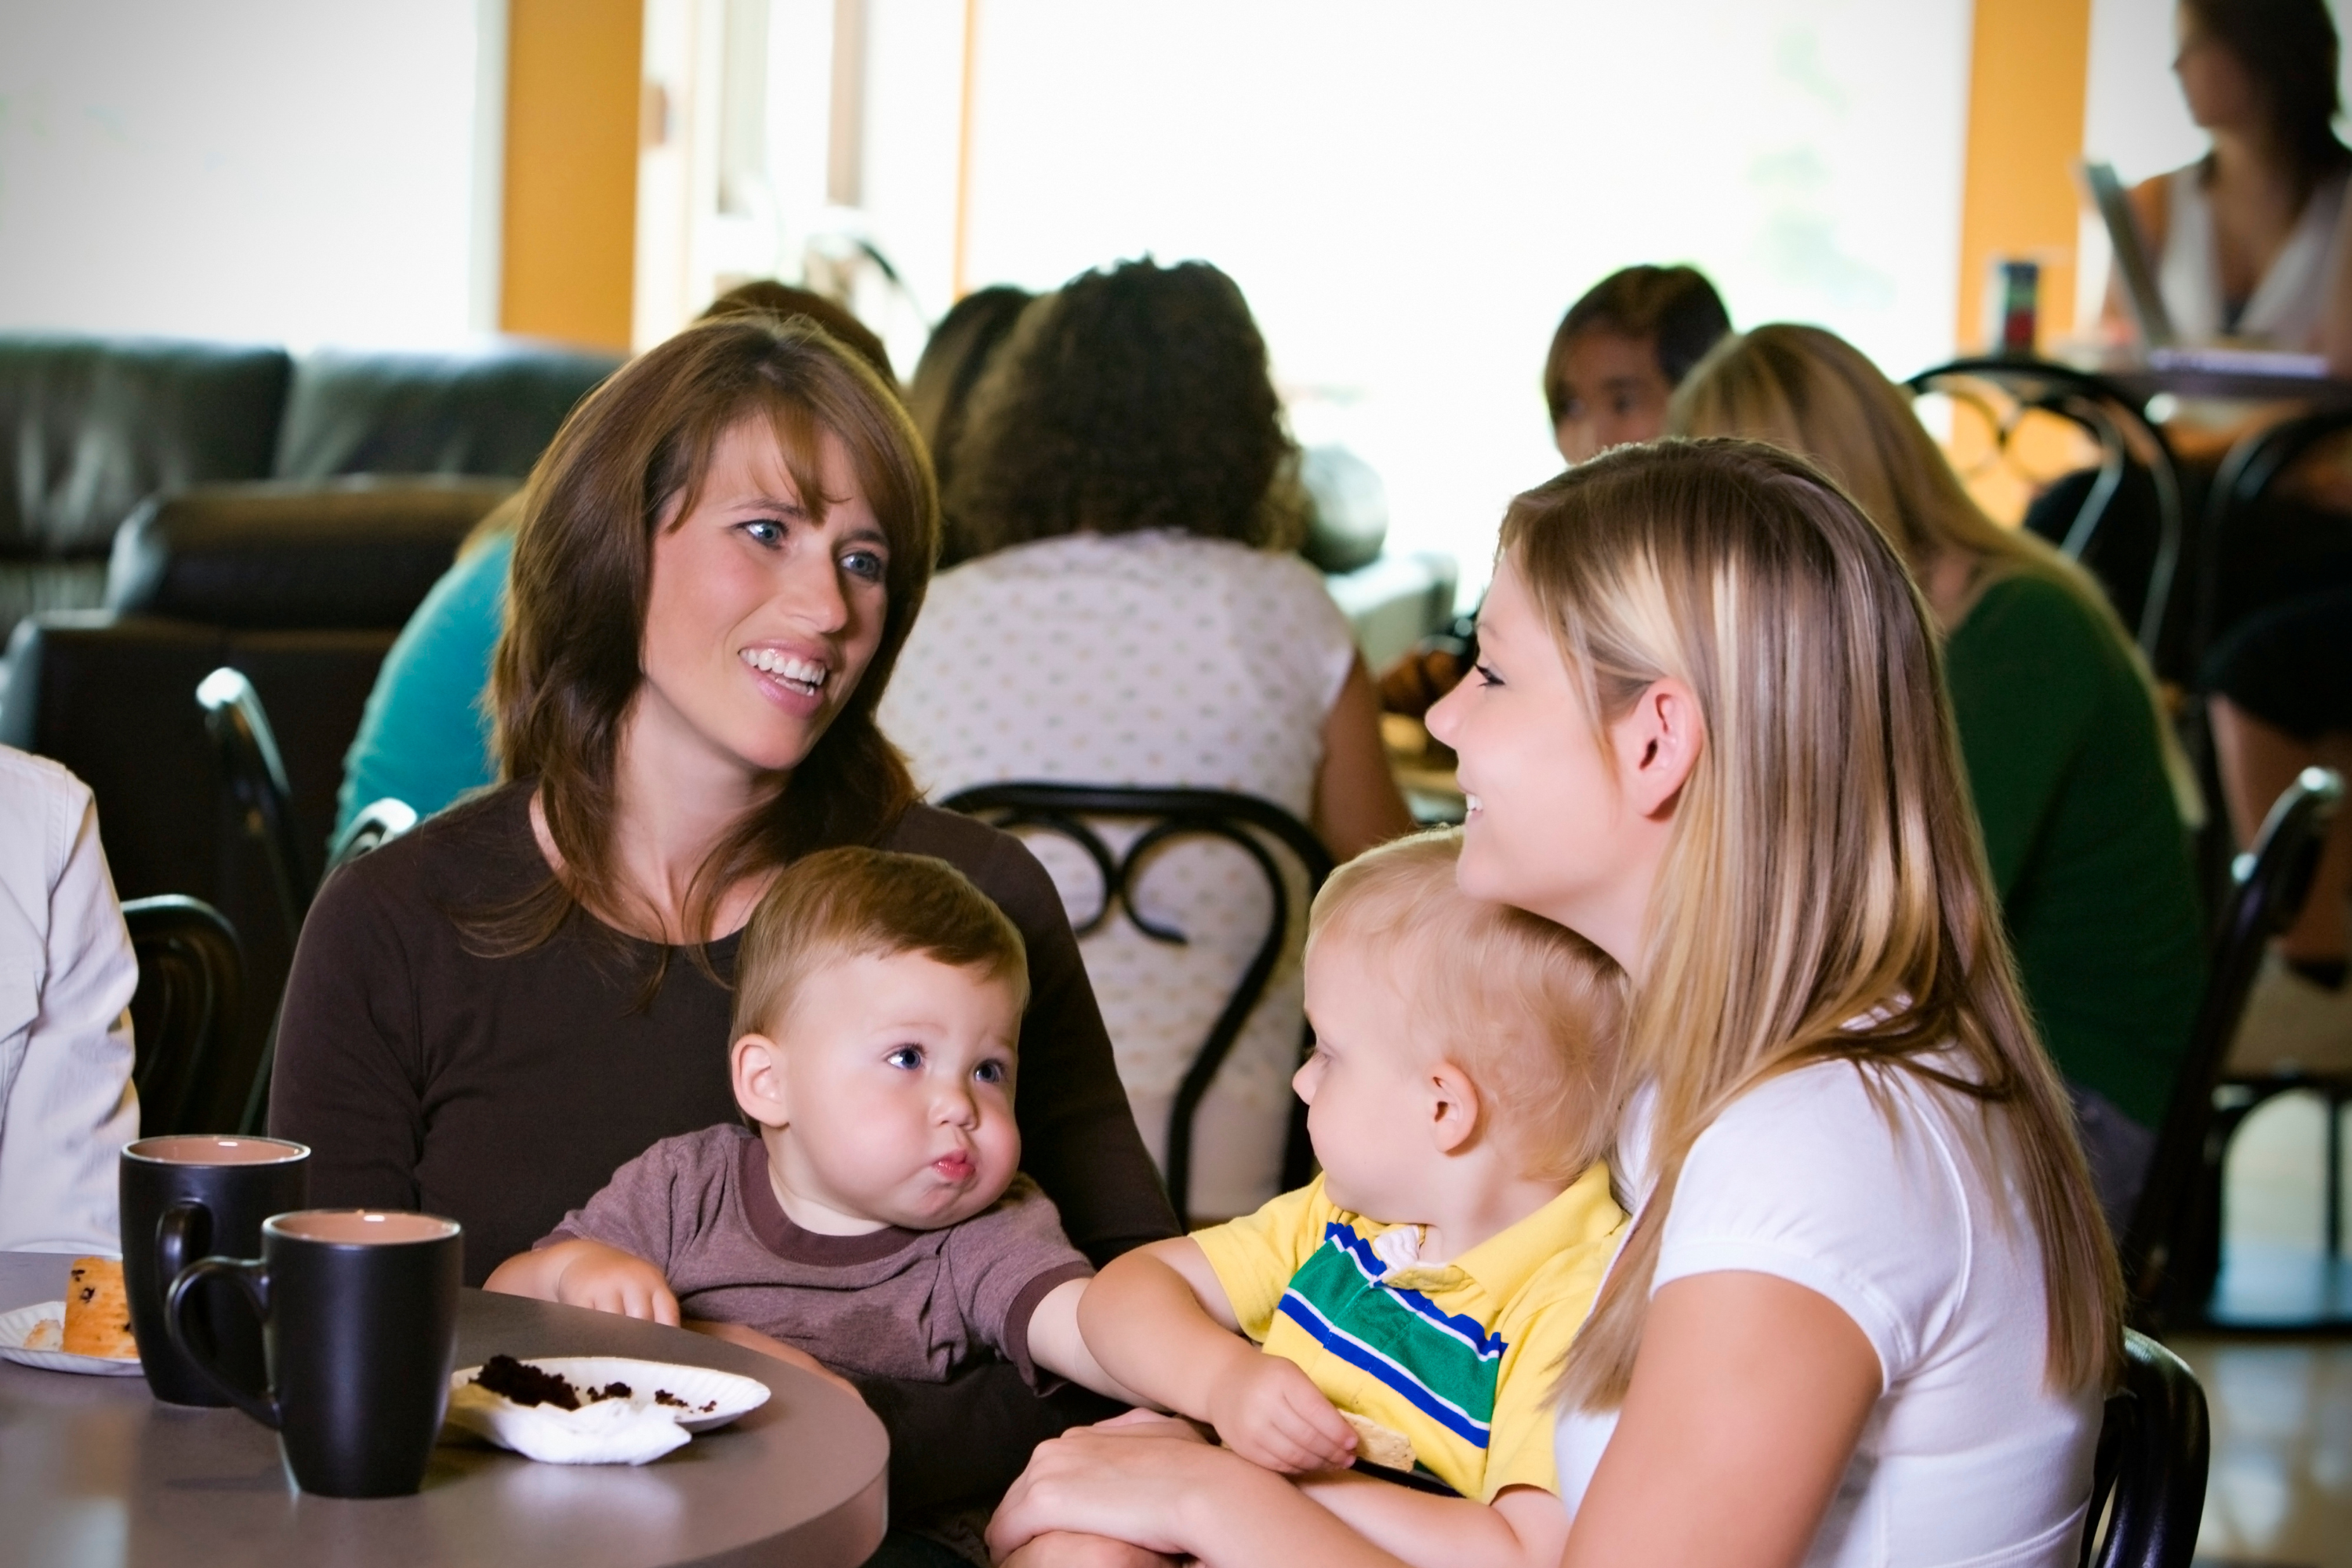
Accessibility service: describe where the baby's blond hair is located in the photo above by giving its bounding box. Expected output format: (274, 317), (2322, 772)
(1306, 829), (1625, 1181)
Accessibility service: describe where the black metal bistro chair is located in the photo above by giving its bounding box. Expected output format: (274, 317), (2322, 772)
(121, 895), (245, 1137)
(2122, 766), (2343, 1328)
(2078, 1329), (2210, 1568)
(942, 783), (1334, 1229)
(1905, 358), (2186, 671)
(2194, 404), (2352, 681)
(195, 666), (314, 953)
(234, 793), (420, 1134)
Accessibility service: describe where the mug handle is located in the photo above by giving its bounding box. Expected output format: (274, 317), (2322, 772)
(166, 1257), (281, 1430)
(154, 1200), (209, 1292)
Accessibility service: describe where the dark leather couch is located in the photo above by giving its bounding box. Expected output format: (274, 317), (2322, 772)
(0, 335), (620, 650)
(0, 336), (618, 1120)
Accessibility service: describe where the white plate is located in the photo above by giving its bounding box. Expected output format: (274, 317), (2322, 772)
(0, 1301), (146, 1376)
(445, 1356), (771, 1467)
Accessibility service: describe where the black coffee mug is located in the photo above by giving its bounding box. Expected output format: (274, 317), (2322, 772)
(167, 1210), (463, 1498)
(119, 1134), (310, 1406)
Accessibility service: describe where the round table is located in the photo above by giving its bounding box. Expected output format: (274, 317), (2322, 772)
(0, 1252), (887, 1567)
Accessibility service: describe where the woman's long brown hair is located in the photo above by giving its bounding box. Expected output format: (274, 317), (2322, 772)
(1534, 439), (2121, 1410)
(472, 315), (938, 988)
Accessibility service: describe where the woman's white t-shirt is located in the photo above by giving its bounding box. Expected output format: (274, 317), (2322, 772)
(879, 531), (1357, 1219)
(1555, 1060), (2105, 1567)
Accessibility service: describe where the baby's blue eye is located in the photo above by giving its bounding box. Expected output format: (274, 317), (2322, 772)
(973, 1059), (1007, 1085)
(885, 1045), (924, 1071)
(841, 547), (886, 583)
(740, 518), (786, 546)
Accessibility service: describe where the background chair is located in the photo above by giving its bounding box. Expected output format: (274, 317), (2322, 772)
(942, 782), (1334, 1228)
(121, 895), (245, 1137)
(1905, 358), (2185, 673)
(2194, 405), (2352, 684)
(2123, 765), (2344, 1330)
(2079, 1329), (2210, 1568)
(235, 793), (419, 1135)
(197, 666), (312, 952)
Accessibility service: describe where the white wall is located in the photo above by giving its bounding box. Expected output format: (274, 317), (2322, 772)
(862, 0), (1974, 597)
(0, 0), (495, 350)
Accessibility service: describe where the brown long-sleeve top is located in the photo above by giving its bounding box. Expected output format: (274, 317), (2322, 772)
(270, 781), (1176, 1508)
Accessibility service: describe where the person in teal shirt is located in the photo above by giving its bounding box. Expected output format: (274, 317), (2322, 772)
(335, 521), (512, 840)
(1675, 324), (2207, 1234)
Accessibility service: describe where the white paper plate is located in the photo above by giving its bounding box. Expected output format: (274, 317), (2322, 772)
(0, 1300), (146, 1376)
(445, 1356), (771, 1466)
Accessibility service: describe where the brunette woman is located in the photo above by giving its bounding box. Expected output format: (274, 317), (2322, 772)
(2109, 0), (2350, 351)
(273, 316), (1176, 1512)
(988, 439), (2118, 1567)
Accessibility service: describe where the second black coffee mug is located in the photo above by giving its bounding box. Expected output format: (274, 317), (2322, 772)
(119, 1134), (310, 1406)
(168, 1210), (463, 1498)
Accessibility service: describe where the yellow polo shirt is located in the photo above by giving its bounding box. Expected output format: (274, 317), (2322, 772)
(1192, 1163), (1624, 1501)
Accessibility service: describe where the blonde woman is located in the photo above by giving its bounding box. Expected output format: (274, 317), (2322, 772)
(1672, 324), (2205, 1233)
(987, 439), (2118, 1568)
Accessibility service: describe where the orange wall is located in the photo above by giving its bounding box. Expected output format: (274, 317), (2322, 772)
(499, 0), (641, 350)
(1955, 0), (2094, 351)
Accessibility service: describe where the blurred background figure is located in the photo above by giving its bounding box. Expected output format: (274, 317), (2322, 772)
(2209, 589), (2352, 1073)
(1380, 263), (1733, 717)
(881, 256), (1411, 1221)
(0, 745), (139, 1254)
(2104, 0), (2350, 354)
(1674, 323), (2207, 1235)
(907, 285), (1036, 569)
(1545, 263), (1734, 463)
(332, 282), (898, 839)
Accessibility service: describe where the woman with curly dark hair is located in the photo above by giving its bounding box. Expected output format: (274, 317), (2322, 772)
(882, 258), (1412, 1224)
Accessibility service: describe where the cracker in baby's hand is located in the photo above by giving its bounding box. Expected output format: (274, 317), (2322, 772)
(1341, 1410), (1415, 1472)
(61, 1257), (137, 1359)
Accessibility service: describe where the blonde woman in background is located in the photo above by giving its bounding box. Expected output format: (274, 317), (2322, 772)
(1673, 324), (2206, 1235)
(988, 440), (2118, 1568)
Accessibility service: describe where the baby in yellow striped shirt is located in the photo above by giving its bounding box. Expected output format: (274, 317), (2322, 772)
(1075, 829), (1628, 1568)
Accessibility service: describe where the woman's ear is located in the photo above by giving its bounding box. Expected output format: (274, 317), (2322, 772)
(1610, 677), (1704, 819)
(1428, 1061), (1483, 1156)
(732, 1032), (790, 1129)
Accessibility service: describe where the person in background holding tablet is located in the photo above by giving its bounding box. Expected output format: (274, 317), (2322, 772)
(2105, 0), (2349, 354)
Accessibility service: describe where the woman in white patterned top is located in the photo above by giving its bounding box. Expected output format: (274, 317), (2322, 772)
(882, 259), (1411, 1221)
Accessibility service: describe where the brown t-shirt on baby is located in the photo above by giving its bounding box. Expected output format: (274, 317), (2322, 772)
(543, 1124), (1094, 1387)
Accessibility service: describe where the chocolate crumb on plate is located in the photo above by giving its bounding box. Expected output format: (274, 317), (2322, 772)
(475, 1353), (585, 1410)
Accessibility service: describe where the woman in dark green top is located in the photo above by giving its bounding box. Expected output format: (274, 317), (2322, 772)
(1673, 324), (2205, 1232)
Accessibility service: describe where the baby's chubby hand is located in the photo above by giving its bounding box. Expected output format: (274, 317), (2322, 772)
(1204, 1352), (1357, 1473)
(543, 1239), (681, 1325)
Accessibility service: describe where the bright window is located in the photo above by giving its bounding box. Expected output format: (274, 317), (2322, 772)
(862, 0), (1975, 597)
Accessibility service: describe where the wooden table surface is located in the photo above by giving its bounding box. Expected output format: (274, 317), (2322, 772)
(0, 1251), (887, 1568)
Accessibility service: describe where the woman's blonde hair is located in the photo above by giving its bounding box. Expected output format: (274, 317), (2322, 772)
(1524, 438), (2121, 1411)
(1308, 829), (1626, 1183)
(1669, 322), (2199, 823)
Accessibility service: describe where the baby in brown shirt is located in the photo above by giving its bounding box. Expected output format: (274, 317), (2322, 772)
(486, 846), (1137, 1403)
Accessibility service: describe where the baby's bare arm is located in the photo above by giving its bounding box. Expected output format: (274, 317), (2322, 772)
(1025, 1279), (1159, 1406)
(485, 1238), (680, 1326)
(1294, 1477), (1568, 1568)
(1079, 1240), (1356, 1472)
